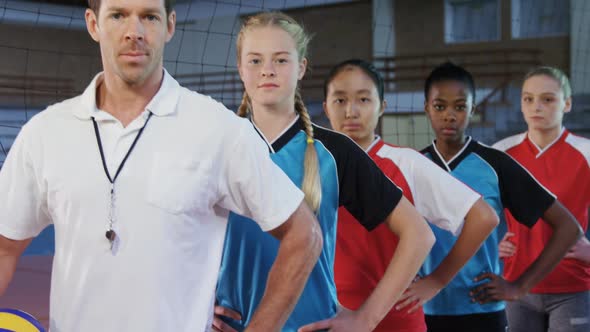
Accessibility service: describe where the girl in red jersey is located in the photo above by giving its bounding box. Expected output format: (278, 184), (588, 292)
(494, 67), (590, 332)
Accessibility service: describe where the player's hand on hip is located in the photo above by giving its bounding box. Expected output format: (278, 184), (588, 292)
(498, 232), (516, 259)
(396, 275), (442, 313)
(470, 272), (525, 303)
(297, 307), (372, 332)
(212, 305), (241, 332)
(564, 236), (590, 264)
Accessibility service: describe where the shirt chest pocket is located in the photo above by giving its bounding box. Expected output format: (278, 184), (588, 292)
(145, 155), (216, 215)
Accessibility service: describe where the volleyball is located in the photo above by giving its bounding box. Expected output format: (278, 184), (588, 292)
(0, 308), (45, 332)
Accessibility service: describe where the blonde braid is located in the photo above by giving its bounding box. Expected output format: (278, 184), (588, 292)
(236, 12), (321, 211)
(237, 92), (251, 118)
(295, 90), (322, 212)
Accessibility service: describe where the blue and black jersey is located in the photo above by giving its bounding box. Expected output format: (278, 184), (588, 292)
(421, 137), (555, 315)
(216, 116), (402, 331)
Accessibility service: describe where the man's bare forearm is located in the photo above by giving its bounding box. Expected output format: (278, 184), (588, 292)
(246, 203), (323, 332)
(0, 236), (32, 296)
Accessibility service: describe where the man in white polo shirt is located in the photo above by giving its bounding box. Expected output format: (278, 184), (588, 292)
(0, 0), (323, 331)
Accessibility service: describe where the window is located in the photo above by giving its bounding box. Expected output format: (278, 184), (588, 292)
(445, 0), (501, 43)
(512, 0), (570, 38)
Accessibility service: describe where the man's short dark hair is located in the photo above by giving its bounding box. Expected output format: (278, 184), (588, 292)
(87, 0), (176, 17)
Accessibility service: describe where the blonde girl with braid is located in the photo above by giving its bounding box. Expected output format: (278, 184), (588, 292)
(238, 85), (321, 212)
(213, 11), (434, 332)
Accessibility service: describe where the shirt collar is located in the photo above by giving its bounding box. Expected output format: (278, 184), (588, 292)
(526, 127), (567, 158)
(366, 135), (383, 153)
(430, 136), (475, 172)
(73, 69), (180, 120)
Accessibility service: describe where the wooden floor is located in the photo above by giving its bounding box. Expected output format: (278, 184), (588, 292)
(0, 255), (52, 329)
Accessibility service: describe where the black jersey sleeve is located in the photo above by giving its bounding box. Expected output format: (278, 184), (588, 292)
(313, 126), (403, 231)
(476, 144), (556, 228)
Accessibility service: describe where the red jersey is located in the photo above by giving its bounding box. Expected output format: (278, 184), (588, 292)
(493, 129), (590, 293)
(334, 138), (480, 331)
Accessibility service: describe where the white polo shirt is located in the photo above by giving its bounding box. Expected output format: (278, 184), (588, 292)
(0, 70), (304, 332)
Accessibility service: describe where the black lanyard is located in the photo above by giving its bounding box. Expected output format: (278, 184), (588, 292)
(91, 112), (153, 246)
